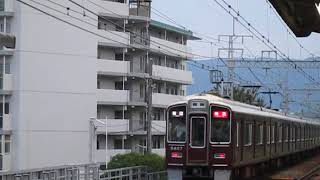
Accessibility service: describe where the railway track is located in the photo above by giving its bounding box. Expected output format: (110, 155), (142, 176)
(298, 164), (320, 180)
(267, 153), (320, 180)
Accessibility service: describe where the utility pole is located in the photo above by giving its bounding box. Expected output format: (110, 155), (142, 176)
(146, 56), (153, 153)
(217, 17), (252, 100)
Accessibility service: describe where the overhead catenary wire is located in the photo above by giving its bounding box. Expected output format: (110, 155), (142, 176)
(265, 0), (319, 59)
(210, 0), (320, 86)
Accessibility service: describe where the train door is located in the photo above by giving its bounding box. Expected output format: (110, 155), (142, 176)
(187, 115), (208, 164)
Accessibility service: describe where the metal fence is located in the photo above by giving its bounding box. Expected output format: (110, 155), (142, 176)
(100, 166), (167, 180)
(0, 164), (167, 180)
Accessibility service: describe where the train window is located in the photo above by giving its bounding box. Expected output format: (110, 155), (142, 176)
(285, 125), (289, 142)
(167, 106), (186, 143)
(302, 127), (304, 140)
(278, 124), (282, 143)
(267, 125), (270, 144)
(210, 107), (231, 144)
(190, 117), (206, 147)
(236, 122), (240, 147)
(256, 124), (263, 145)
(244, 123), (252, 146)
(271, 125), (275, 143)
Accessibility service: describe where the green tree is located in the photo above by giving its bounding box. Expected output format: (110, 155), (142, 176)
(107, 153), (165, 172)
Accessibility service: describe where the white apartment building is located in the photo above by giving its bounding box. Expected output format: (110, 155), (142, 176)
(0, 0), (198, 172)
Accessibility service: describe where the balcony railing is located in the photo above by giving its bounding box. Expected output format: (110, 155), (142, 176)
(152, 93), (184, 108)
(0, 74), (12, 91)
(96, 89), (129, 105)
(0, 114), (11, 130)
(152, 65), (192, 84)
(96, 119), (129, 133)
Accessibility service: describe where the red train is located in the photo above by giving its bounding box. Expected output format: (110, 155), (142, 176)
(166, 94), (320, 179)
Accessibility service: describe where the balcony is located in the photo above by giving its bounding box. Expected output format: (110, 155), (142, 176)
(0, 74), (12, 93)
(150, 36), (192, 59)
(2, 154), (10, 171)
(2, 114), (11, 130)
(152, 65), (192, 85)
(88, 0), (129, 17)
(96, 89), (129, 105)
(97, 59), (130, 76)
(96, 119), (129, 133)
(152, 93), (184, 108)
(95, 149), (131, 163)
(152, 120), (166, 134)
(97, 30), (130, 47)
(0, 0), (14, 14)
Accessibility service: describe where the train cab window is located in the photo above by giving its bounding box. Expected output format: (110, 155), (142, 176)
(244, 123), (253, 146)
(210, 107), (231, 144)
(256, 124), (263, 145)
(191, 117), (206, 147)
(167, 106), (186, 142)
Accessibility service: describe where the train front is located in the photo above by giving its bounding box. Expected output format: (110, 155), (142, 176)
(166, 98), (233, 179)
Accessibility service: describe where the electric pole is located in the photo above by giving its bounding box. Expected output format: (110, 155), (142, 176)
(146, 56), (153, 153)
(216, 17), (252, 100)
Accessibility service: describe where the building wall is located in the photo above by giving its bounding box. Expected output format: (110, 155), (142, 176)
(10, 0), (98, 170)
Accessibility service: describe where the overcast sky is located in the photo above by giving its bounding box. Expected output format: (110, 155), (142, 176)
(152, 0), (319, 60)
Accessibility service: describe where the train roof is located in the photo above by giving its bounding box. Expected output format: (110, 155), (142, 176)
(171, 94), (320, 126)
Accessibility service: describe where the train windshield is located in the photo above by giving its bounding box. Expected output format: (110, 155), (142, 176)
(167, 106), (187, 142)
(211, 108), (231, 143)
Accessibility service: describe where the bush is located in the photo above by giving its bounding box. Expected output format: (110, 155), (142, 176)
(107, 152), (165, 172)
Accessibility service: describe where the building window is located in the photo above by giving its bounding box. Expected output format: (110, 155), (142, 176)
(140, 83), (144, 98)
(152, 136), (162, 149)
(139, 112), (145, 125)
(114, 139), (123, 149)
(97, 80), (101, 89)
(97, 134), (106, 150)
(180, 90), (185, 96)
(114, 111), (128, 119)
(0, 1), (4, 11)
(153, 109), (161, 121)
(244, 123), (252, 146)
(0, 103), (9, 115)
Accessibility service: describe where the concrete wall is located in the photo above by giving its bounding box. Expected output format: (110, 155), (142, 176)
(10, 0), (100, 170)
